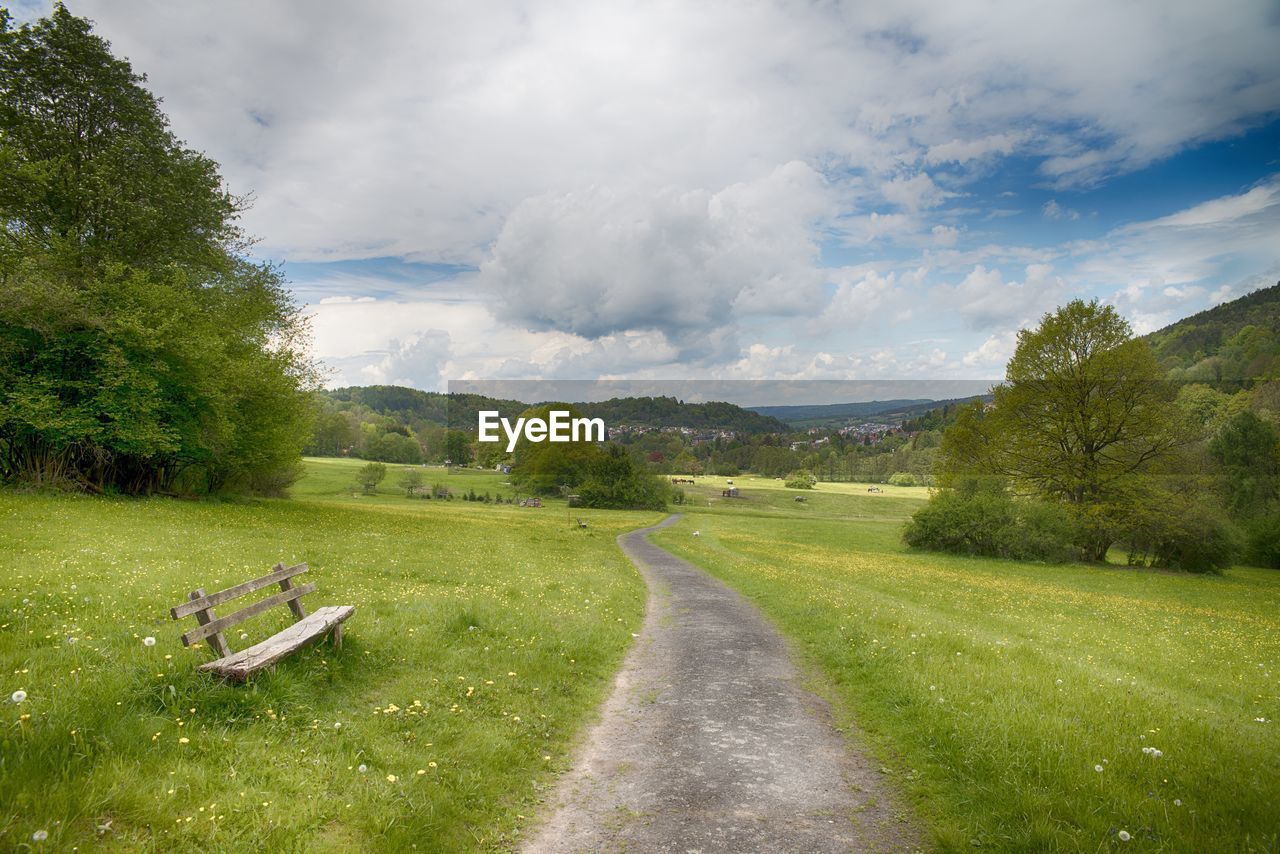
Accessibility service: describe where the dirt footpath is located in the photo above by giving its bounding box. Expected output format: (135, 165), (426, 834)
(523, 515), (920, 853)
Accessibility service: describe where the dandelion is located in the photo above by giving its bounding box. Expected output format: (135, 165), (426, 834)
(178, 737), (189, 744)
(143, 637), (156, 647)
(334, 722), (342, 729)
(386, 774), (397, 783)
(692, 531), (701, 537)
(10, 690), (27, 704)
(1174, 799), (1182, 806)
(240, 633), (249, 640)
(358, 764), (368, 773)
(428, 761), (437, 768)
(32, 829), (48, 842)
(1118, 830), (1131, 842)
(417, 769), (426, 776)
(1095, 764), (1104, 773)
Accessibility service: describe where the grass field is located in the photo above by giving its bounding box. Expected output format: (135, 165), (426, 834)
(5, 462), (1279, 851)
(0, 458), (658, 850)
(653, 476), (1280, 851)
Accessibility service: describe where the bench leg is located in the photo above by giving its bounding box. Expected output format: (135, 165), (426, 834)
(331, 623), (343, 651)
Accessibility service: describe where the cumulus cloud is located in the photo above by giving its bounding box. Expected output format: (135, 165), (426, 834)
(944, 263), (1066, 329)
(478, 162), (830, 350)
(61, 0), (1280, 262)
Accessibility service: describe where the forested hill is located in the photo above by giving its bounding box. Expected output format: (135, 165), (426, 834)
(748, 399), (933, 427)
(1141, 281), (1280, 383)
(321, 387), (788, 434)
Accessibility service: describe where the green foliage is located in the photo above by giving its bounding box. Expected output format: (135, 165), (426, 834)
(1122, 491), (1240, 574)
(1210, 410), (1279, 517)
(576, 445), (670, 510)
(399, 467), (425, 496)
(356, 461), (386, 494)
(0, 8), (315, 494)
(903, 481), (1079, 563)
(1244, 512), (1280, 568)
(784, 469), (817, 489)
(1144, 281), (1280, 385)
(887, 471), (918, 487)
(940, 300), (1180, 560)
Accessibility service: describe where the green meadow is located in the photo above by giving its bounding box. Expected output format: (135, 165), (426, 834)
(654, 477), (1280, 851)
(3, 461), (1279, 851)
(1, 458), (657, 850)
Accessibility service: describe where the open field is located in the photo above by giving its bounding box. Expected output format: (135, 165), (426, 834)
(0, 457), (658, 850)
(652, 477), (1280, 851)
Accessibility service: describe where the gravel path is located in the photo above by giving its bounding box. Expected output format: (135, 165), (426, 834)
(523, 515), (920, 853)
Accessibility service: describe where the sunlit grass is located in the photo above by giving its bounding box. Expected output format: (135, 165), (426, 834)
(0, 462), (658, 850)
(653, 498), (1280, 852)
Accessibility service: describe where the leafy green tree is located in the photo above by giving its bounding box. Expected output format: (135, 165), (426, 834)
(0, 8), (316, 494)
(941, 300), (1179, 560)
(1210, 410), (1280, 517)
(444, 430), (472, 466)
(356, 462), (386, 494)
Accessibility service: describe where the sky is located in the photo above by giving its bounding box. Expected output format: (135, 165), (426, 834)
(14, 0), (1280, 399)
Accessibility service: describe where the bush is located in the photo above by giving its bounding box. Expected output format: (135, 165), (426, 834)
(904, 486), (1080, 563)
(1123, 495), (1240, 574)
(888, 472), (918, 487)
(1245, 513), (1280, 568)
(784, 469), (817, 489)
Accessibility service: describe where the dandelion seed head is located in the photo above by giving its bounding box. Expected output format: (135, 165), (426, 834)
(10, 690), (27, 704)
(143, 636), (156, 647)
(1118, 830), (1131, 841)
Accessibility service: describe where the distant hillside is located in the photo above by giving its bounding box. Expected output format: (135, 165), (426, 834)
(749, 398), (933, 426)
(322, 387), (788, 434)
(1142, 281), (1280, 385)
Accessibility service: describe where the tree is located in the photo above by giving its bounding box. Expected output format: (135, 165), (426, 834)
(1211, 410), (1280, 518)
(399, 467), (425, 496)
(444, 430), (472, 466)
(0, 8), (316, 494)
(356, 462), (386, 494)
(940, 300), (1180, 560)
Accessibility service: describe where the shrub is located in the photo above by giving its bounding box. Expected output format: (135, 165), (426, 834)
(888, 472), (918, 487)
(785, 469), (817, 489)
(904, 486), (1080, 563)
(399, 468), (425, 496)
(1123, 495), (1240, 574)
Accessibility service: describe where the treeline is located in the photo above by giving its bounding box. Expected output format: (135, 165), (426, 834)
(0, 9), (315, 496)
(1145, 281), (1280, 386)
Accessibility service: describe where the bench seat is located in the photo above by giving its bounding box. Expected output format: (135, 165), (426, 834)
(197, 605), (355, 681)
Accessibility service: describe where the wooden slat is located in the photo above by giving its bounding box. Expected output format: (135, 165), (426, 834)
(180, 583), (316, 646)
(189, 588), (231, 658)
(199, 606), (355, 681)
(171, 563), (307, 619)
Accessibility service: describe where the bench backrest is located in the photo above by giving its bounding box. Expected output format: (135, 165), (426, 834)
(170, 562), (313, 658)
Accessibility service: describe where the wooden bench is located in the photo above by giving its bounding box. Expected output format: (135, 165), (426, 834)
(169, 562), (354, 682)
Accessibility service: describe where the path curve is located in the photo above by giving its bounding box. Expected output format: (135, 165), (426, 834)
(523, 515), (919, 853)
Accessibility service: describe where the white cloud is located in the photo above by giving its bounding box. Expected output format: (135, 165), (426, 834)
(1041, 200), (1080, 221)
(64, 0), (1280, 262)
(478, 162), (830, 350)
(924, 132), (1025, 165)
(944, 263), (1065, 329)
